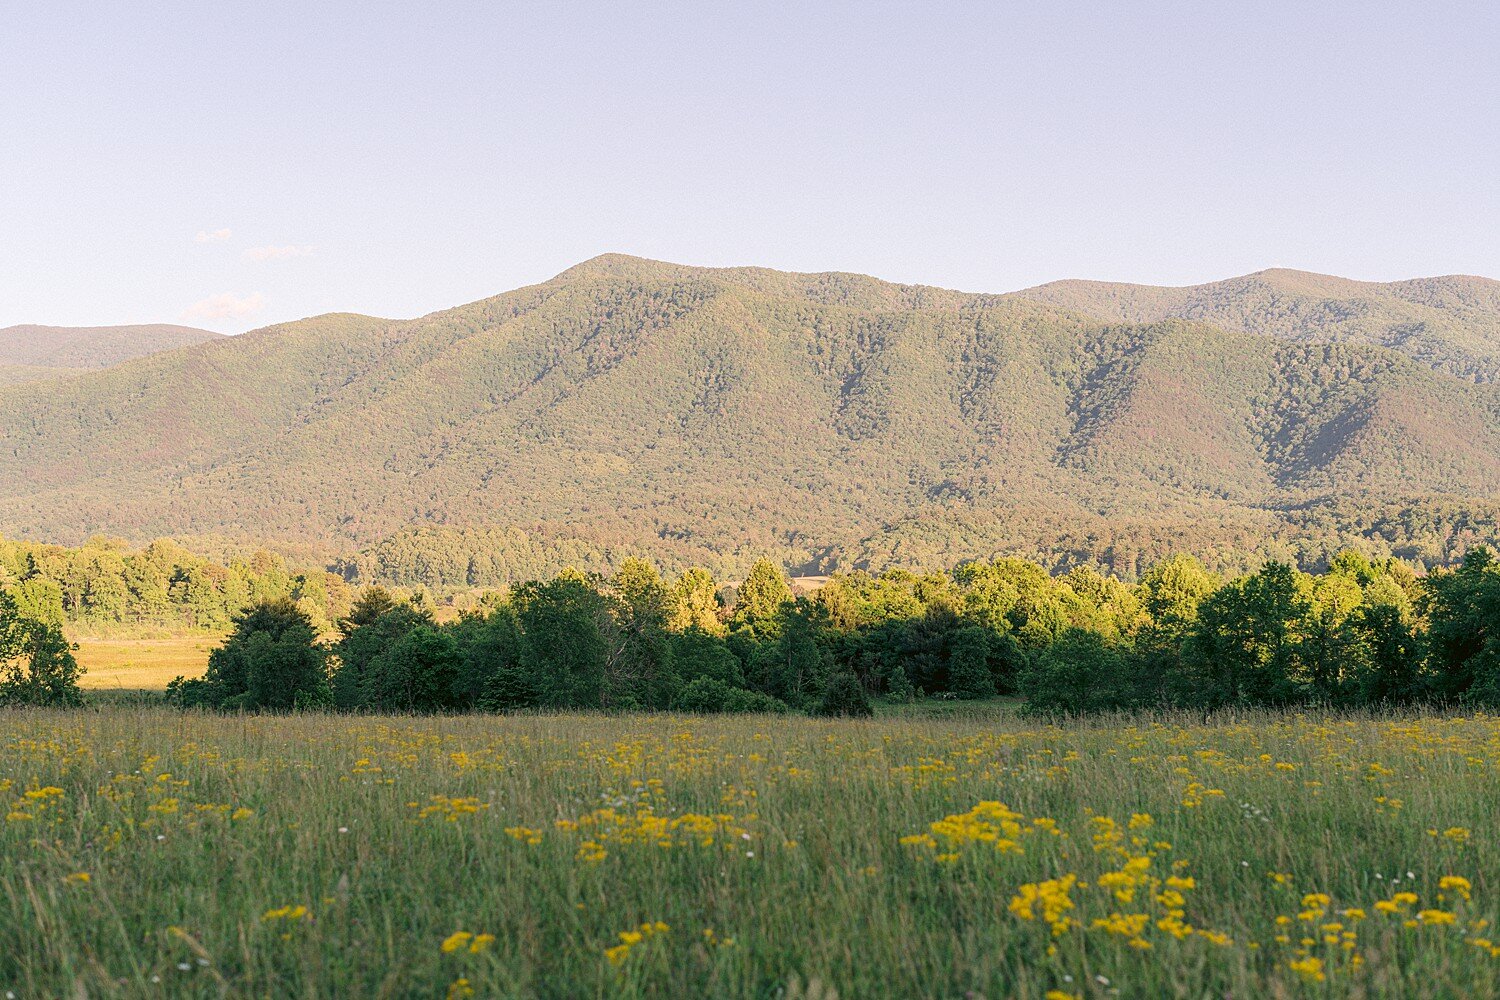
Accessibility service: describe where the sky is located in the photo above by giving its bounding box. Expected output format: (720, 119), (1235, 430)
(2, 1), (1497, 333)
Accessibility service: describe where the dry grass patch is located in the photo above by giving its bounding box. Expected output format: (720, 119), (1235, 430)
(71, 636), (217, 690)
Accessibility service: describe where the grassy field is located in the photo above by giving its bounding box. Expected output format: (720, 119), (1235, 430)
(71, 636), (216, 691)
(3, 707), (1498, 998)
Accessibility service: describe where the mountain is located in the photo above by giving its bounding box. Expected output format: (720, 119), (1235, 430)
(1009, 269), (1500, 383)
(0, 324), (222, 385)
(0, 256), (1498, 583)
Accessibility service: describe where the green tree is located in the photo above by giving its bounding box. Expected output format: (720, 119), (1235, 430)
(1018, 628), (1133, 715)
(732, 559), (792, 634)
(668, 568), (724, 635)
(671, 628), (744, 687)
(514, 575), (610, 709)
(445, 604), (517, 708)
(1183, 562), (1311, 707)
(956, 558), (1067, 650)
(947, 625), (996, 699)
(750, 597), (831, 708)
(1302, 571), (1365, 702)
(332, 588), (433, 709)
(610, 558), (680, 709)
(1352, 604), (1422, 705)
(190, 599), (327, 710)
(1136, 555), (1215, 653)
(0, 591), (83, 707)
(363, 626), (462, 713)
(1422, 548), (1500, 704)
(12, 577), (66, 629)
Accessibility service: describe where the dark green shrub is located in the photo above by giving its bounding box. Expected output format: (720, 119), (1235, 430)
(1018, 628), (1134, 716)
(813, 672), (873, 718)
(673, 677), (788, 714)
(674, 677), (737, 713)
(723, 688), (789, 714)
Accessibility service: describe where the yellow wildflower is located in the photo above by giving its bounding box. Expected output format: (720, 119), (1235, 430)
(441, 932), (474, 953)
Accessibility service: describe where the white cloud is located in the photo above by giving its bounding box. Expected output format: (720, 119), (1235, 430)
(180, 292), (265, 323)
(243, 244), (314, 261)
(194, 228), (233, 243)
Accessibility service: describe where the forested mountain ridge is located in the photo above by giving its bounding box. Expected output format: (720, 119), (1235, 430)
(2, 256), (1499, 583)
(0, 323), (221, 384)
(1010, 269), (1500, 383)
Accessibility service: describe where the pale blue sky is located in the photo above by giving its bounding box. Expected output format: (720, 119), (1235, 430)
(3, 1), (1497, 333)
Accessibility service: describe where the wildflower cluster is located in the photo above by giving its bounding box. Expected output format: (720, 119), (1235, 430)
(604, 921), (669, 966)
(553, 805), (752, 862)
(409, 795), (489, 822)
(900, 800), (1062, 862)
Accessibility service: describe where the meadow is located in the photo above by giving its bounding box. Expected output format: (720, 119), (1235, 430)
(71, 637), (214, 692)
(3, 707), (1498, 998)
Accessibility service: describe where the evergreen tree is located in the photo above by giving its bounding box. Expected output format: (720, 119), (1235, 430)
(332, 588), (433, 709)
(668, 568), (724, 635)
(732, 559), (792, 634)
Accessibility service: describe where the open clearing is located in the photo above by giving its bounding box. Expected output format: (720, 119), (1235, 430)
(70, 636), (216, 690)
(2, 707), (1498, 997)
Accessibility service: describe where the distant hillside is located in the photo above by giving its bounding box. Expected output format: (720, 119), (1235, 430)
(1, 256), (1499, 582)
(1009, 269), (1500, 383)
(0, 363), (77, 387)
(0, 324), (221, 373)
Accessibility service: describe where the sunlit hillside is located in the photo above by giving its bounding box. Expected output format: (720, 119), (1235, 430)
(1, 259), (1499, 580)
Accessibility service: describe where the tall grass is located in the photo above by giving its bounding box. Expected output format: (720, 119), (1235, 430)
(2, 706), (1497, 997)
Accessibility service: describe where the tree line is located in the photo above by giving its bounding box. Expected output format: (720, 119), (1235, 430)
(159, 548), (1500, 716)
(0, 536), (359, 634)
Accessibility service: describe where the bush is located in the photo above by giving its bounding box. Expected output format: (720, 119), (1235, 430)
(674, 677), (737, 713)
(724, 688), (790, 714)
(813, 672), (873, 718)
(673, 677), (788, 714)
(164, 675), (215, 709)
(1018, 629), (1134, 716)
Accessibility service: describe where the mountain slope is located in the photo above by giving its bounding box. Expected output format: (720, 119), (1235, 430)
(1, 256), (1498, 580)
(0, 324), (222, 369)
(1009, 269), (1500, 383)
